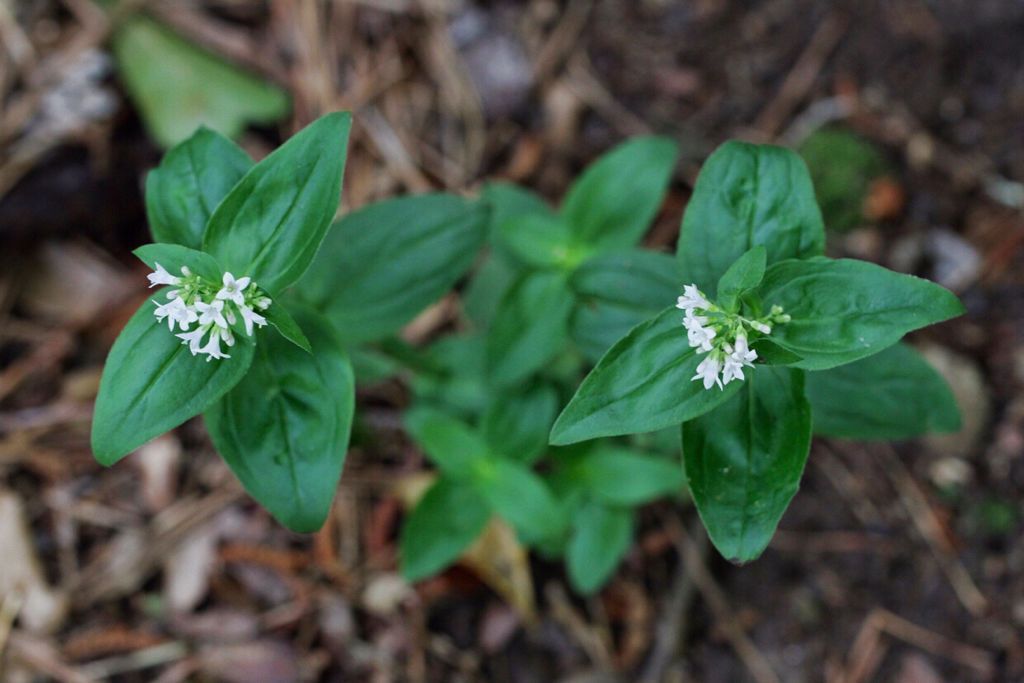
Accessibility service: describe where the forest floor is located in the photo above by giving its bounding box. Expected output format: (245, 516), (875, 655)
(1, 1), (1023, 681)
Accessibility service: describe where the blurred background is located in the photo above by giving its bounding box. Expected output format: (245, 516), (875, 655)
(1, 1), (1023, 681)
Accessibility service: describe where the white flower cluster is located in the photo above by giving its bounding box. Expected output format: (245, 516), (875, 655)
(675, 284), (789, 390)
(147, 264), (271, 361)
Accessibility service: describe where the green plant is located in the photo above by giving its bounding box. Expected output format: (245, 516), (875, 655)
(92, 112), (491, 532)
(551, 141), (963, 562)
(393, 138), (686, 593)
(93, 124), (962, 594)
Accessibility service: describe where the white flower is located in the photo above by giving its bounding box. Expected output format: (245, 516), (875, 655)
(198, 331), (230, 361)
(750, 321), (772, 334)
(729, 335), (758, 368)
(682, 308), (708, 331)
(152, 269), (272, 362)
(692, 355), (723, 390)
(154, 297), (197, 332)
(215, 272), (251, 307)
(147, 263), (180, 288)
(238, 305), (267, 336)
(195, 299), (228, 329)
(687, 323), (716, 353)
(676, 284), (710, 312)
(720, 336), (757, 385)
(722, 358), (745, 385)
(176, 327), (208, 355)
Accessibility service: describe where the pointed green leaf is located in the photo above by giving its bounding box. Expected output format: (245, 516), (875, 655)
(203, 112), (351, 292)
(404, 408), (490, 478)
(400, 478), (491, 582)
(204, 307), (354, 532)
(463, 251), (522, 329)
(576, 447), (684, 506)
(570, 249), (679, 363)
(473, 458), (565, 544)
(92, 294), (255, 466)
(481, 383), (559, 465)
(716, 245), (767, 311)
(145, 127), (253, 248)
(677, 141), (824, 297)
(408, 334), (489, 419)
(301, 194), (488, 344)
(483, 181), (553, 231)
(561, 136), (679, 250)
(805, 342), (961, 439)
(550, 307), (741, 445)
(682, 367), (811, 563)
(758, 258), (965, 370)
(467, 182), (551, 327)
(567, 503), (633, 594)
(487, 271), (575, 387)
(497, 213), (584, 269)
(263, 302), (311, 354)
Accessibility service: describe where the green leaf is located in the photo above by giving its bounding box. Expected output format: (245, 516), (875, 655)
(751, 338), (803, 366)
(473, 458), (565, 544)
(404, 407), (490, 478)
(483, 181), (553, 231)
(203, 112), (352, 292)
(570, 249), (679, 363)
(561, 136), (679, 251)
(112, 16), (289, 148)
(145, 127), (253, 248)
(204, 307), (354, 532)
(567, 502), (633, 594)
(677, 141), (824, 297)
(497, 213), (585, 270)
(550, 307), (741, 445)
(400, 478), (490, 582)
(487, 271), (575, 387)
(263, 302), (311, 353)
(409, 334), (489, 419)
(133, 243), (223, 282)
(481, 383), (559, 465)
(575, 447), (684, 506)
(468, 182), (552, 327)
(682, 366), (812, 563)
(301, 194), (488, 344)
(462, 251), (522, 329)
(805, 342), (961, 439)
(91, 294), (255, 466)
(758, 258), (965, 370)
(716, 245), (767, 311)
(349, 346), (402, 385)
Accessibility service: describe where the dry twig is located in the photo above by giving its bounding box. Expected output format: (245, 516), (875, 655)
(838, 608), (994, 683)
(754, 11), (848, 137)
(873, 444), (989, 617)
(676, 520), (781, 683)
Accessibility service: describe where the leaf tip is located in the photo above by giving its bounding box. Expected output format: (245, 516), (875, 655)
(398, 557), (432, 584)
(276, 506), (329, 534)
(547, 418), (574, 447)
(89, 428), (129, 468)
